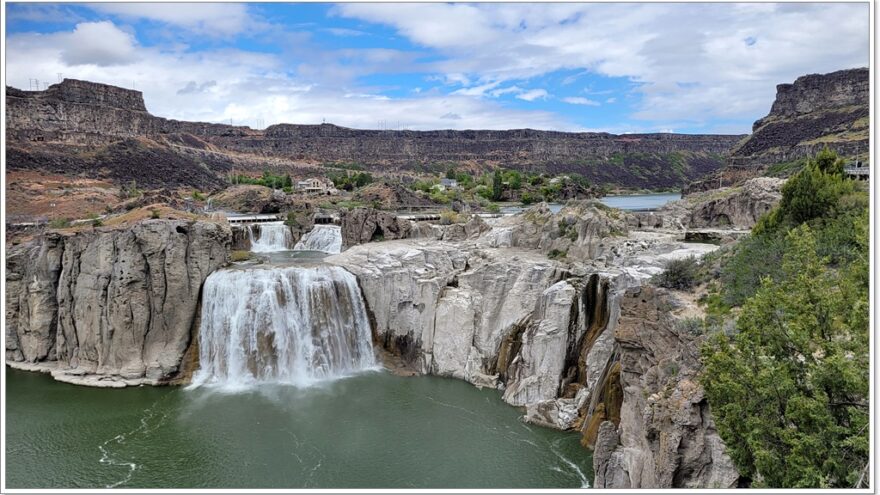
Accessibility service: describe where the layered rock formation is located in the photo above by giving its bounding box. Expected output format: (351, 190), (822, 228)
(729, 67), (868, 168)
(5, 220), (230, 386)
(592, 286), (740, 488)
(7, 79), (742, 190)
(687, 68), (868, 194)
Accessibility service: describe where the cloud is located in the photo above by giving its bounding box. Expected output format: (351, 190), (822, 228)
(562, 96), (600, 106)
(337, 3), (869, 129)
(516, 89), (548, 101)
(89, 3), (256, 36)
(177, 80), (217, 95)
(5, 23), (576, 131)
(322, 27), (366, 37)
(60, 21), (140, 67)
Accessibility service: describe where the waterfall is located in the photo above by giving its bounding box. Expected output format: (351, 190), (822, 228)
(248, 222), (292, 252)
(294, 225), (343, 254)
(191, 265), (376, 388)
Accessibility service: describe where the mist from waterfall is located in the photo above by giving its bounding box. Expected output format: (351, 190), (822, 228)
(294, 225), (343, 254)
(191, 265), (376, 389)
(248, 222), (292, 252)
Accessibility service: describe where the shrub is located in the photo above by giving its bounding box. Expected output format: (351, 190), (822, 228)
(49, 218), (71, 229)
(192, 190), (205, 201)
(653, 256), (699, 290)
(547, 249), (567, 260)
(230, 250), (252, 262)
(150, 208), (161, 219)
(675, 317), (705, 336)
(486, 203), (501, 214)
(439, 210), (462, 225)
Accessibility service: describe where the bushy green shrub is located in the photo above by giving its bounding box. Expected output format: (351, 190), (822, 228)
(49, 218), (71, 229)
(652, 256), (699, 290)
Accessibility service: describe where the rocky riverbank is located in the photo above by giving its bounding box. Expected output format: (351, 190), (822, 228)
(6, 193), (768, 487)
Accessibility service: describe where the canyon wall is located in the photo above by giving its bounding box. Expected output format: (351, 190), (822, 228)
(591, 286), (739, 488)
(728, 67), (869, 168)
(7, 79), (743, 190)
(5, 220), (230, 386)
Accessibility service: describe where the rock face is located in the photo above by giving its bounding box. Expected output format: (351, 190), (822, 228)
(591, 286), (740, 489)
(7, 79), (742, 190)
(728, 68), (869, 168)
(327, 241), (621, 406)
(340, 208), (413, 248)
(686, 177), (783, 229)
(685, 68), (868, 195)
(5, 220), (230, 386)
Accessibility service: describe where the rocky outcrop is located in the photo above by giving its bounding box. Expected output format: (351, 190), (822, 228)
(591, 286), (740, 489)
(210, 185), (281, 214)
(340, 208), (412, 248)
(7, 79), (742, 190)
(686, 177), (783, 229)
(641, 178), (784, 231)
(479, 201), (627, 260)
(731, 68), (869, 167)
(5, 219), (230, 386)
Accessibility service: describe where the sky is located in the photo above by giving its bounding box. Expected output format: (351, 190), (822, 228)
(4, 2), (870, 134)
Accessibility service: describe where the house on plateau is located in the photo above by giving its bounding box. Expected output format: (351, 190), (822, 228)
(436, 178), (459, 191)
(295, 178), (337, 195)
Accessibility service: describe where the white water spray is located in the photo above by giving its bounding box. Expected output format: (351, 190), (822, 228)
(191, 265), (375, 388)
(294, 225), (343, 254)
(248, 222), (293, 252)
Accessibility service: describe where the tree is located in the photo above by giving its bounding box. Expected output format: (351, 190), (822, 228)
(492, 169), (503, 201)
(702, 226), (868, 487)
(759, 147), (853, 231)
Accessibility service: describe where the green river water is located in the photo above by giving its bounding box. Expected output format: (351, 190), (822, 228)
(5, 368), (593, 489)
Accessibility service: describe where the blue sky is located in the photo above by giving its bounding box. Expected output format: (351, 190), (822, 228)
(5, 2), (869, 133)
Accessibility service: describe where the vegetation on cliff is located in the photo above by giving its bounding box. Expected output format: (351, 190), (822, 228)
(700, 149), (869, 488)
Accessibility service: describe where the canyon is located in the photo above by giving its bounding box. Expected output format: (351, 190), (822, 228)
(5, 186), (765, 487)
(5, 67), (865, 489)
(7, 79), (742, 191)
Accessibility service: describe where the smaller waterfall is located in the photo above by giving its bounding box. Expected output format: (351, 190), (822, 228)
(294, 225), (343, 254)
(192, 266), (376, 388)
(249, 222), (292, 252)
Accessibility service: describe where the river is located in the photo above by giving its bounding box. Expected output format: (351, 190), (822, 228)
(5, 368), (593, 489)
(598, 192), (681, 211)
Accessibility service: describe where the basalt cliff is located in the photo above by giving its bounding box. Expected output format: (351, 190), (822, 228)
(7, 79), (742, 190)
(686, 67), (868, 194)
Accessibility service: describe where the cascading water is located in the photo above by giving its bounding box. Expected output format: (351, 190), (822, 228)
(191, 265), (376, 388)
(294, 225), (343, 254)
(248, 222), (292, 252)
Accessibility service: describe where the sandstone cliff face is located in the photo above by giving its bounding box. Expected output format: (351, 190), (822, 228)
(7, 79), (741, 190)
(5, 220), (230, 386)
(591, 286), (739, 489)
(728, 68), (868, 168)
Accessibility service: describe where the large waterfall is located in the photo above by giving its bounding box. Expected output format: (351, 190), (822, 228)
(294, 225), (343, 254)
(248, 222), (292, 252)
(191, 265), (376, 388)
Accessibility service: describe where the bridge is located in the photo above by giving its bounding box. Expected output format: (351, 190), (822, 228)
(844, 163), (870, 180)
(225, 214), (282, 225)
